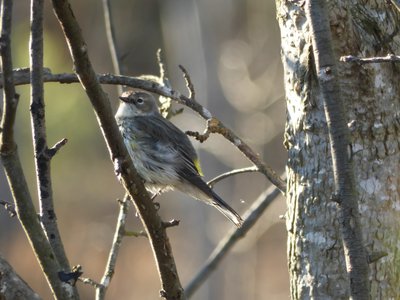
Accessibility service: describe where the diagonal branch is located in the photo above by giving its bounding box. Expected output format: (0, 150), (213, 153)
(0, 1), (74, 299)
(51, 1), (184, 299)
(184, 185), (281, 298)
(306, 0), (370, 298)
(29, 0), (75, 280)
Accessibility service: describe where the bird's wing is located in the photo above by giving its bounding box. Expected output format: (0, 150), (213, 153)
(132, 115), (202, 176)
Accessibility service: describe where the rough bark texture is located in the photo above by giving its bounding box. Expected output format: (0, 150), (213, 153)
(0, 254), (42, 300)
(277, 0), (400, 299)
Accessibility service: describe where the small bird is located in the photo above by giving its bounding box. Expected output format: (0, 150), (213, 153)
(115, 91), (243, 227)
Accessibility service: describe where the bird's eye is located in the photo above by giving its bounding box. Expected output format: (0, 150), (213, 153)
(136, 98), (144, 104)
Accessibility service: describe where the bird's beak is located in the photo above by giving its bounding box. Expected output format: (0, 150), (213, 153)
(119, 95), (129, 103)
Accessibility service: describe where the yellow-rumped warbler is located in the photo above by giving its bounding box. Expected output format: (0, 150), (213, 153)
(115, 91), (243, 227)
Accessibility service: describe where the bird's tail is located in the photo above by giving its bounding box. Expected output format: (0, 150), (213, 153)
(209, 189), (244, 227)
(181, 175), (243, 227)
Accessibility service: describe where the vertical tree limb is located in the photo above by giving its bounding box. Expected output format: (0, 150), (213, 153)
(0, 0), (17, 150)
(95, 195), (130, 300)
(29, 0), (75, 279)
(0, 1), (74, 298)
(51, 1), (184, 299)
(305, 0), (370, 298)
(102, 0), (122, 94)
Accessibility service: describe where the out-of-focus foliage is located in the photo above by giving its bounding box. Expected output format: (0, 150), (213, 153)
(0, 1), (288, 299)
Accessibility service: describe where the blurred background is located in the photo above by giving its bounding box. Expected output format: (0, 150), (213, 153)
(0, 0), (288, 299)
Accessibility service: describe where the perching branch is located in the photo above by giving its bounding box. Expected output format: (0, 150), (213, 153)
(29, 0), (75, 279)
(2, 68), (286, 194)
(96, 195), (130, 300)
(306, 0), (370, 298)
(185, 185), (281, 298)
(51, 1), (184, 299)
(0, 1), (74, 299)
(340, 54), (400, 64)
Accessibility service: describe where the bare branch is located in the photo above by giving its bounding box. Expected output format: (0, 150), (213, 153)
(186, 126), (210, 143)
(162, 219), (180, 229)
(207, 166), (259, 188)
(0, 1), (74, 299)
(79, 277), (103, 289)
(1, 68), (287, 193)
(157, 49), (167, 81)
(96, 195), (130, 300)
(340, 54), (400, 64)
(0, 1), (19, 153)
(101, 0), (122, 94)
(0, 199), (16, 217)
(178, 65), (195, 100)
(156, 50), (175, 119)
(185, 185), (281, 297)
(51, 1), (184, 298)
(29, 0), (75, 280)
(46, 138), (68, 158)
(306, 0), (370, 298)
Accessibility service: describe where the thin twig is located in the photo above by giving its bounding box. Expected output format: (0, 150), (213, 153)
(162, 219), (180, 229)
(179, 65), (195, 100)
(0, 1), (73, 298)
(51, 1), (184, 298)
(340, 54), (400, 64)
(207, 166), (259, 188)
(101, 0), (122, 94)
(157, 49), (166, 81)
(185, 185), (281, 298)
(96, 195), (130, 300)
(306, 0), (370, 298)
(0, 68), (287, 193)
(79, 277), (103, 289)
(157, 50), (175, 119)
(46, 138), (68, 158)
(0, 200), (16, 217)
(29, 0), (74, 277)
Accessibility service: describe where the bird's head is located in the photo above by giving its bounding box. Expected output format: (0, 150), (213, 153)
(116, 91), (160, 119)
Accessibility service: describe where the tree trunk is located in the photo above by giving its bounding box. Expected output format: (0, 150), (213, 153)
(0, 254), (42, 300)
(277, 0), (400, 298)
